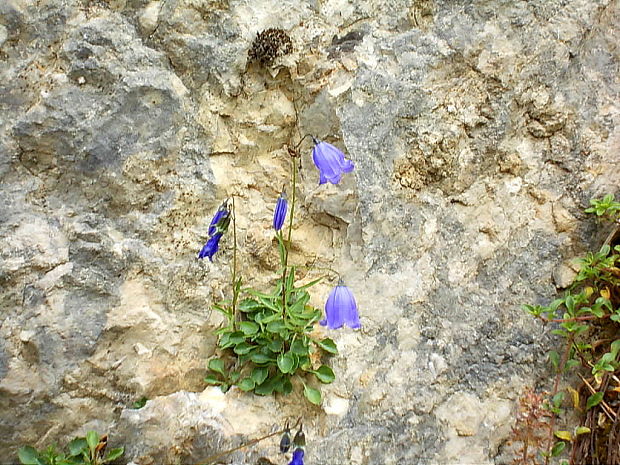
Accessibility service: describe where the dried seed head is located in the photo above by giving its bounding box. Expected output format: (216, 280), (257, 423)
(248, 28), (293, 65)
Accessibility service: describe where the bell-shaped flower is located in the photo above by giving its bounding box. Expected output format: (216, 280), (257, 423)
(208, 201), (231, 236)
(292, 425), (305, 448)
(288, 448), (304, 465)
(198, 233), (223, 261)
(320, 283), (361, 330)
(279, 426), (292, 453)
(273, 192), (288, 231)
(311, 139), (354, 185)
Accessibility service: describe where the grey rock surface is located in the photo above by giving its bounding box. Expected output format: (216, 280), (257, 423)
(1, 0), (619, 463)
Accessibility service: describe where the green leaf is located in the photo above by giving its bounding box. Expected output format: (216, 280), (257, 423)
(294, 276), (323, 292)
(586, 392), (604, 410)
(68, 438), (88, 457)
(254, 377), (276, 396)
(548, 350), (560, 370)
(233, 342), (254, 355)
(204, 374), (221, 385)
(284, 267), (296, 293)
(303, 384), (322, 405)
(240, 321), (259, 335)
(238, 299), (262, 313)
(315, 338), (338, 354)
(313, 365), (335, 384)
(212, 304), (232, 318)
(86, 431), (99, 452)
(552, 392), (565, 409)
(611, 339), (620, 356)
(288, 293), (311, 315)
(259, 296), (281, 313)
(554, 431), (572, 441)
(18, 446), (41, 465)
(267, 339), (283, 352)
(245, 288), (277, 299)
(228, 331), (246, 345)
(131, 396), (148, 409)
(281, 377), (293, 395)
(273, 375), (288, 394)
(251, 367), (269, 385)
(575, 426), (591, 436)
(237, 377), (256, 391)
(266, 320), (286, 333)
(277, 352), (296, 374)
(290, 339), (308, 355)
(250, 352), (275, 364)
(564, 359), (580, 371)
(258, 313), (280, 324)
(208, 358), (226, 375)
(551, 441), (566, 457)
(103, 447), (124, 463)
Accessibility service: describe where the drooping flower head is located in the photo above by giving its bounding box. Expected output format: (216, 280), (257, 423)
(288, 448), (304, 465)
(320, 282), (361, 330)
(198, 233), (223, 261)
(208, 200), (231, 236)
(273, 192), (288, 231)
(199, 200), (231, 261)
(292, 425), (305, 448)
(279, 424), (292, 453)
(311, 138), (354, 185)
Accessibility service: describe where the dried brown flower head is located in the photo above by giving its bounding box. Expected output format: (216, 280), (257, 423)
(247, 28), (293, 65)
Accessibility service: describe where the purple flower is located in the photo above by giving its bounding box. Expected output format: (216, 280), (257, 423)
(288, 448), (304, 465)
(208, 202), (231, 236)
(320, 284), (361, 330)
(273, 192), (288, 231)
(198, 233), (222, 261)
(311, 139), (354, 185)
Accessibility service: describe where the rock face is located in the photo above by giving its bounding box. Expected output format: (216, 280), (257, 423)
(1, 0), (618, 463)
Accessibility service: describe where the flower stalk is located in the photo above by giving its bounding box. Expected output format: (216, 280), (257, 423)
(231, 196), (239, 328)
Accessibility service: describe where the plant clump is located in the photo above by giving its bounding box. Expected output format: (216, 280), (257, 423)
(18, 431), (123, 465)
(519, 194), (620, 465)
(200, 138), (359, 405)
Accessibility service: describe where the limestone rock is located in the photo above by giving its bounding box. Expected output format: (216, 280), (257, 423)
(1, 0), (619, 463)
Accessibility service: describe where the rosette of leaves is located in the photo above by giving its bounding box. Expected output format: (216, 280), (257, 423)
(205, 267), (338, 405)
(18, 431), (124, 465)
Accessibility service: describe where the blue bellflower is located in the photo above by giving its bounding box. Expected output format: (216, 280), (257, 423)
(320, 284), (361, 330)
(199, 201), (231, 261)
(273, 192), (288, 231)
(311, 139), (354, 185)
(208, 202), (231, 236)
(288, 448), (304, 465)
(198, 233), (223, 261)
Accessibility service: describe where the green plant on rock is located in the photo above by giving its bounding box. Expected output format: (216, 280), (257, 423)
(585, 193), (620, 223)
(18, 431), (124, 465)
(520, 195), (620, 465)
(200, 138), (360, 405)
(205, 264), (338, 404)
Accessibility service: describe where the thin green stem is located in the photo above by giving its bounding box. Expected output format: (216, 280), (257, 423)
(231, 196), (239, 329)
(281, 158), (298, 317)
(287, 158), (297, 248)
